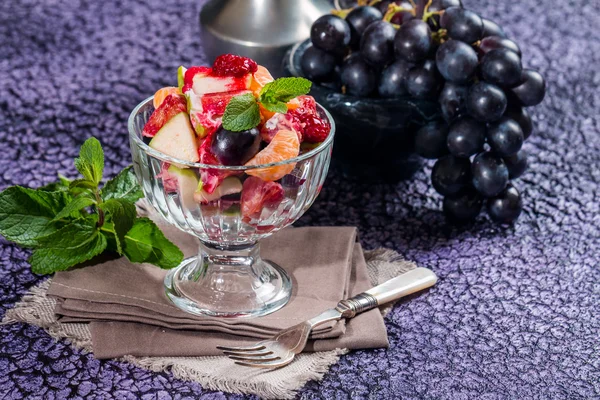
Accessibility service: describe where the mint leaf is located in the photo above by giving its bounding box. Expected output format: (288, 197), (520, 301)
(74, 137), (104, 185)
(40, 175), (72, 192)
(260, 100), (288, 114)
(259, 77), (312, 104)
(222, 93), (261, 132)
(69, 179), (97, 191)
(124, 217), (183, 269)
(100, 198), (136, 254)
(101, 166), (143, 203)
(52, 195), (95, 221)
(29, 217), (107, 274)
(0, 187), (70, 247)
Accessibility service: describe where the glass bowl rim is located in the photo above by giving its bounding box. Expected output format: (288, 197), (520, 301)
(128, 96), (336, 171)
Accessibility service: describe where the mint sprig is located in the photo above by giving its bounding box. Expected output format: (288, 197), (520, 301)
(222, 77), (312, 132)
(0, 137), (183, 274)
(222, 93), (261, 132)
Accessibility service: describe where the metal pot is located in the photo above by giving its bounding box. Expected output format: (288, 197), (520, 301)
(200, 0), (332, 77)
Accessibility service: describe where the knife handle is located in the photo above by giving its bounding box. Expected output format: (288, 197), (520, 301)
(336, 268), (438, 318)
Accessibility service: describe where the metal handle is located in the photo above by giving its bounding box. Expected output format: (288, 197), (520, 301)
(336, 268), (438, 318)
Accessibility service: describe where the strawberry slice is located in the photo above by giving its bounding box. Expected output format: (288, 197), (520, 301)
(142, 93), (187, 137)
(156, 162), (179, 193)
(241, 177), (284, 220)
(201, 89), (252, 115)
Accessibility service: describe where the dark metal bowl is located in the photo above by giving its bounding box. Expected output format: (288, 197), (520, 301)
(283, 40), (441, 183)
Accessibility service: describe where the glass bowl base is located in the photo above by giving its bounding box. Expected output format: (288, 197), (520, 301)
(164, 251), (292, 319)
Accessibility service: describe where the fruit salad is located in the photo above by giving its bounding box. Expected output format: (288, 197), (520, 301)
(141, 54), (331, 222)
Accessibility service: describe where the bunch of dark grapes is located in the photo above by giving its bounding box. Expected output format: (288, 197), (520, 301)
(301, 0), (546, 224)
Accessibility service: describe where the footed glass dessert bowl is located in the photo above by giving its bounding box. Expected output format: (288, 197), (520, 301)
(129, 97), (335, 318)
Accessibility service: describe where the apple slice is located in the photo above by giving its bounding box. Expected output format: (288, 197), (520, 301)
(177, 66), (187, 91)
(194, 176), (242, 204)
(143, 93), (187, 137)
(166, 165), (199, 209)
(149, 112), (199, 163)
(183, 66), (252, 96)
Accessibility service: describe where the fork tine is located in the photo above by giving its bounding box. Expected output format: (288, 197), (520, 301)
(234, 356), (294, 368)
(227, 354), (281, 362)
(216, 344), (266, 352)
(222, 350), (273, 357)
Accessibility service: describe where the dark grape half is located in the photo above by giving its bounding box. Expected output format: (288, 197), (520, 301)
(471, 152), (509, 197)
(212, 126), (261, 166)
(311, 15), (351, 52)
(300, 46), (337, 81)
(394, 19), (432, 63)
(466, 82), (507, 122)
(439, 82), (468, 122)
(440, 7), (484, 43)
(435, 39), (478, 83)
(447, 117), (486, 158)
(360, 20), (397, 66)
(431, 155), (472, 196)
(510, 69), (546, 106)
(346, 6), (383, 47)
(503, 149), (528, 179)
(378, 60), (412, 97)
(443, 187), (483, 222)
(487, 117), (524, 156)
(487, 184), (523, 223)
(481, 48), (523, 87)
(415, 120), (449, 159)
(340, 53), (377, 96)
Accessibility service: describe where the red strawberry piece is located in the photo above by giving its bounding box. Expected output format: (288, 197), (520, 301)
(300, 113), (330, 143)
(212, 54), (258, 77)
(156, 162), (179, 193)
(241, 177), (284, 220)
(288, 95), (329, 143)
(201, 90), (252, 115)
(182, 66), (212, 93)
(290, 95), (317, 117)
(142, 93), (187, 137)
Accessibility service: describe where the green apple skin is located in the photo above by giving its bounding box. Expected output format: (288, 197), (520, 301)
(149, 112), (199, 163)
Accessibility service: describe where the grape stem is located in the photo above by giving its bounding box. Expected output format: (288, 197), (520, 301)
(431, 29), (448, 43)
(383, 4), (416, 23)
(331, 8), (352, 18)
(421, 0), (445, 24)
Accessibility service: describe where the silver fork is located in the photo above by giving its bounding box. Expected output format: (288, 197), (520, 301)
(217, 267), (438, 368)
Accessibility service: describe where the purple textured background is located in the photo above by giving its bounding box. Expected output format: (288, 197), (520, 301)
(1, 0), (599, 398)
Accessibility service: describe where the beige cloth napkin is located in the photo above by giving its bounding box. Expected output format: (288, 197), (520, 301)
(3, 248), (419, 399)
(46, 225), (389, 359)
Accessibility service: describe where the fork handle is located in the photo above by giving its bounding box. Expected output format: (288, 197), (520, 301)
(336, 268), (437, 318)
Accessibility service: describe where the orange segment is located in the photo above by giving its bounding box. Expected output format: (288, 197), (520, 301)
(153, 86), (180, 109)
(259, 103), (276, 122)
(245, 129), (300, 181)
(250, 65), (274, 96)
